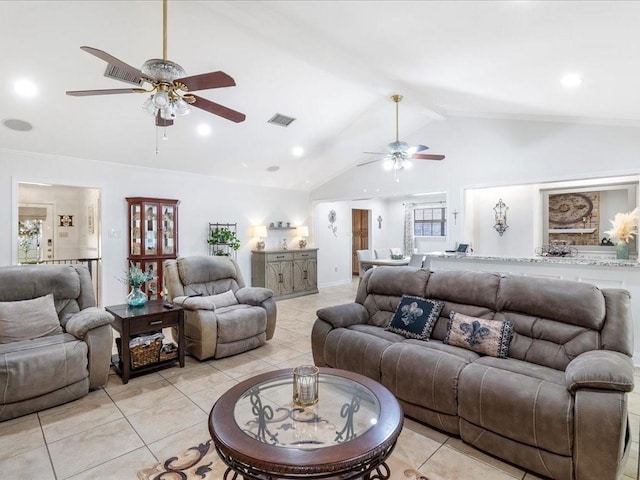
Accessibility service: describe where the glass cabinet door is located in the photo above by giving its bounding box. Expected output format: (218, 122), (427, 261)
(144, 204), (158, 255)
(131, 204), (142, 256)
(162, 205), (175, 256)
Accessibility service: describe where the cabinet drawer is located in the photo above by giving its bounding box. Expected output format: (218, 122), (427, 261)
(129, 312), (179, 335)
(294, 251), (316, 260)
(267, 252), (293, 262)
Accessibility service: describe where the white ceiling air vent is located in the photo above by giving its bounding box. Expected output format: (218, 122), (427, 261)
(267, 113), (296, 127)
(104, 64), (143, 86)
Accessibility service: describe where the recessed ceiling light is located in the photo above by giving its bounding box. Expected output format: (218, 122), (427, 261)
(2, 118), (33, 132)
(197, 124), (211, 136)
(241, 162), (249, 168)
(14, 79), (37, 97)
(292, 146), (304, 157)
(266, 166), (280, 172)
(561, 73), (582, 88)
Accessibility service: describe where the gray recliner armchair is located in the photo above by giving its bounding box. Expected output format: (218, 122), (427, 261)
(0, 264), (114, 421)
(164, 256), (276, 360)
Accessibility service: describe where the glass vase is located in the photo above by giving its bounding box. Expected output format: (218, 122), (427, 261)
(616, 242), (630, 260)
(126, 286), (148, 307)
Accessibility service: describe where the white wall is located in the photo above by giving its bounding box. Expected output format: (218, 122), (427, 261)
(313, 201), (352, 286)
(1, 149), (311, 306)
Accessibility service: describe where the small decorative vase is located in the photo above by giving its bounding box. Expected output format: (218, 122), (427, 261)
(126, 286), (147, 307)
(616, 242), (629, 260)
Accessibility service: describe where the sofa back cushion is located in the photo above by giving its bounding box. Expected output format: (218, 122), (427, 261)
(357, 267), (631, 371)
(356, 267), (430, 327)
(0, 294), (63, 344)
(0, 265), (93, 325)
(175, 256), (244, 296)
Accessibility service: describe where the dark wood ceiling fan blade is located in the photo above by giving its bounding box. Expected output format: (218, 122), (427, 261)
(80, 46), (145, 81)
(412, 153), (445, 160)
(155, 112), (174, 127)
(176, 71), (236, 92)
(191, 95), (246, 123)
(66, 88), (146, 96)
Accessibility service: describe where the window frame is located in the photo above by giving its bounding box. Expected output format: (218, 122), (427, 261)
(413, 205), (447, 238)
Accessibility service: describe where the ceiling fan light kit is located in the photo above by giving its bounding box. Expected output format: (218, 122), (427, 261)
(358, 94), (445, 181)
(66, 0), (245, 127)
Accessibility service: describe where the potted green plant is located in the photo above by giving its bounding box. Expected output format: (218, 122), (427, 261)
(207, 227), (241, 256)
(119, 263), (154, 307)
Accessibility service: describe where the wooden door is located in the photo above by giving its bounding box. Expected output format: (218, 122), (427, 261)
(352, 209), (369, 275)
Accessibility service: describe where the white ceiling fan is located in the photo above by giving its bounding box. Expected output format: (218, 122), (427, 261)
(359, 94), (445, 181)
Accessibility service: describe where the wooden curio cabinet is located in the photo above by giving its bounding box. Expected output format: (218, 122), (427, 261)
(127, 197), (179, 300)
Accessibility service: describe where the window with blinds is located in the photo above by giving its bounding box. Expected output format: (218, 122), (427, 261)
(414, 207), (447, 237)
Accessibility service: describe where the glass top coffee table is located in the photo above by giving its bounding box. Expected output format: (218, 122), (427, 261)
(209, 367), (403, 480)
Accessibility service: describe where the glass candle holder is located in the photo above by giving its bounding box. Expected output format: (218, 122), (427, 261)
(293, 365), (319, 406)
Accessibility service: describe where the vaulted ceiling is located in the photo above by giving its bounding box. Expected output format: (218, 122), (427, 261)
(2, 1), (639, 190)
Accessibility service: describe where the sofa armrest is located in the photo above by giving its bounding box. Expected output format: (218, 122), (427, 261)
(565, 350), (634, 393)
(65, 307), (114, 339)
(173, 296), (216, 311)
(235, 287), (273, 306)
(316, 303), (369, 329)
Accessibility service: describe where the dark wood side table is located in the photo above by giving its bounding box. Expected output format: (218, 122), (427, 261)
(106, 299), (185, 384)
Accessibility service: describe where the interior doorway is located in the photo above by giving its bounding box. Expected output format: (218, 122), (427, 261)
(17, 183), (102, 303)
(351, 209), (370, 275)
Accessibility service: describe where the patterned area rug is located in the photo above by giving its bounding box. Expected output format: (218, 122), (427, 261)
(138, 439), (429, 480)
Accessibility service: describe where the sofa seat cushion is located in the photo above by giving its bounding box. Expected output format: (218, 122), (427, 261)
(381, 342), (478, 416)
(216, 305), (267, 343)
(459, 358), (573, 456)
(350, 324), (405, 343)
(323, 328), (396, 381)
(0, 333), (88, 404)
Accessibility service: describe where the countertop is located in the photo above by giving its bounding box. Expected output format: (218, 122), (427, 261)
(425, 253), (640, 268)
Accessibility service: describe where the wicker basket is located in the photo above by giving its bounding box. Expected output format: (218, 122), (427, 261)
(159, 343), (179, 362)
(130, 340), (162, 369)
(116, 337), (162, 369)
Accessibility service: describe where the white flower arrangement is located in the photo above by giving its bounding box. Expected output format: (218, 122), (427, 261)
(604, 207), (640, 245)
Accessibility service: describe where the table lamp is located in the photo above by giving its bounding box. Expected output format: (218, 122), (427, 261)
(297, 225), (309, 248)
(254, 225), (268, 250)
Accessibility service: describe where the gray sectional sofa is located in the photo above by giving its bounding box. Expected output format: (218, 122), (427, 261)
(311, 266), (634, 480)
(0, 264), (114, 421)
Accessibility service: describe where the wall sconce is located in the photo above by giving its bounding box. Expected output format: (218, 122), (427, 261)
(377, 216), (383, 229)
(493, 199), (508, 236)
(297, 225), (309, 248)
(253, 225), (268, 250)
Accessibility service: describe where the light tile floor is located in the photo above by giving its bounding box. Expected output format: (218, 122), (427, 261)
(0, 279), (638, 479)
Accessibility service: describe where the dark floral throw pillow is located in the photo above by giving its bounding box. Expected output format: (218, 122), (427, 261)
(385, 295), (445, 340)
(443, 311), (514, 358)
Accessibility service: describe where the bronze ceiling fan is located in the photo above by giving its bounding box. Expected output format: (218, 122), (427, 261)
(359, 94), (444, 178)
(66, 0), (245, 127)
